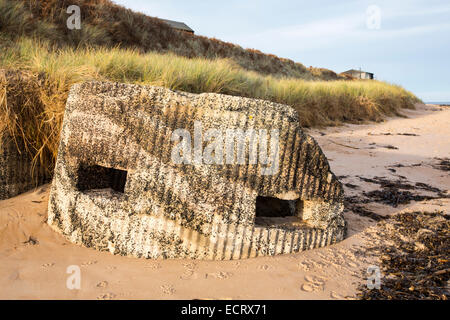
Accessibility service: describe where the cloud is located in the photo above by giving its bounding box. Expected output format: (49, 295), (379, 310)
(230, 10), (450, 54)
(373, 22), (450, 38)
(382, 3), (450, 19)
(275, 15), (363, 39)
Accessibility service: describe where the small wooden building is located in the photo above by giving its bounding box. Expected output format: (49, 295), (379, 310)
(160, 19), (194, 34)
(342, 69), (374, 80)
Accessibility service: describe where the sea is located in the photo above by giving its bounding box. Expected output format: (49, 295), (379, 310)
(426, 102), (450, 105)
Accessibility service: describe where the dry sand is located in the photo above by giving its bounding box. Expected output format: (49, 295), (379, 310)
(0, 103), (448, 300)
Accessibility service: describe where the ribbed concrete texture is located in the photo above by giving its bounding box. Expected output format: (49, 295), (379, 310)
(48, 81), (346, 259)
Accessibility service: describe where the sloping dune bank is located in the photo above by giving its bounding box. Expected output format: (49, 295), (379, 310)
(0, 104), (448, 299)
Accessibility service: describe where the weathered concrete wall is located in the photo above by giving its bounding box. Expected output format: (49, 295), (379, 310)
(48, 81), (345, 259)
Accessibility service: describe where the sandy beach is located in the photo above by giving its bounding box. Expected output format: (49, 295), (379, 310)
(0, 103), (448, 300)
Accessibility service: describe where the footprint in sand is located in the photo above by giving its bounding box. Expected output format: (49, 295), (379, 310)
(41, 262), (55, 268)
(300, 259), (327, 273)
(301, 275), (326, 292)
(298, 259), (314, 271)
(330, 291), (345, 299)
(301, 283), (315, 292)
(305, 275), (325, 285)
(205, 271), (233, 279)
(180, 269), (199, 280)
(257, 264), (271, 271)
(182, 262), (197, 270)
(97, 292), (116, 300)
(160, 284), (175, 295)
(180, 262), (199, 280)
(81, 261), (97, 267)
(96, 281), (108, 288)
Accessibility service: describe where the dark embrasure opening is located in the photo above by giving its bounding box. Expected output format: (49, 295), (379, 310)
(255, 196), (303, 227)
(76, 164), (127, 193)
(255, 196), (294, 217)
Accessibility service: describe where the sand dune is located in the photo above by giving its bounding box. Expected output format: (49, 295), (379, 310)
(0, 103), (448, 299)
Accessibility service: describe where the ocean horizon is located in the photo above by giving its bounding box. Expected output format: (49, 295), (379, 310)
(425, 101), (450, 105)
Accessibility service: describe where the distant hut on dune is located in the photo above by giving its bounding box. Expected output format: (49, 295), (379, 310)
(341, 69), (374, 80)
(160, 19), (194, 34)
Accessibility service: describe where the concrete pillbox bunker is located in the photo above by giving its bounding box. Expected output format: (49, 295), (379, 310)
(47, 81), (345, 259)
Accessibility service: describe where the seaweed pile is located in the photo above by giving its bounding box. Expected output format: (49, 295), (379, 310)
(358, 211), (449, 300)
(343, 176), (448, 221)
(344, 196), (386, 221)
(357, 176), (448, 207)
(364, 189), (434, 207)
(433, 158), (450, 172)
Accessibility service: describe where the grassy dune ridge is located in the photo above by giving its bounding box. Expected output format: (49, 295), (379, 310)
(0, 0), (337, 80)
(0, 38), (420, 176)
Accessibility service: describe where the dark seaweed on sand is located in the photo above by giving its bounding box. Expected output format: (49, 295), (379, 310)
(357, 176), (448, 207)
(433, 158), (450, 172)
(357, 211), (450, 300)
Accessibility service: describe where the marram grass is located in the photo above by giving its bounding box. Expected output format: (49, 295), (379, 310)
(0, 38), (420, 175)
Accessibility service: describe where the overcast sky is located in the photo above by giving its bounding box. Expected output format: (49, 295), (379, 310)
(114, 0), (450, 102)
